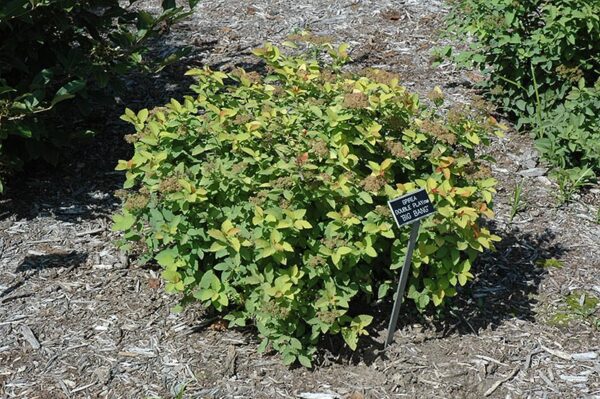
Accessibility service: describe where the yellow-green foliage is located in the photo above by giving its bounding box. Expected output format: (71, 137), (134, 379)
(114, 39), (502, 366)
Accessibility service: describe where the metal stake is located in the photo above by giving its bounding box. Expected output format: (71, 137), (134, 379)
(385, 219), (421, 348)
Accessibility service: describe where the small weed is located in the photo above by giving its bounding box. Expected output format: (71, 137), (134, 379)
(549, 290), (599, 328)
(551, 167), (595, 204)
(565, 291), (599, 318)
(146, 384), (186, 399)
(536, 258), (564, 269)
(549, 312), (571, 327)
(509, 179), (526, 223)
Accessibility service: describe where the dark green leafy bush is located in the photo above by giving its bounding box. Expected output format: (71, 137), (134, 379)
(444, 0), (600, 175)
(536, 80), (600, 172)
(0, 0), (198, 190)
(114, 40), (502, 365)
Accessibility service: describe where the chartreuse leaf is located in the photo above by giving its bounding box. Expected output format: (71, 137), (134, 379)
(155, 247), (179, 268)
(112, 211), (135, 231)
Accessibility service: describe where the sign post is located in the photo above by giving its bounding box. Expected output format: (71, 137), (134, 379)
(385, 188), (435, 348)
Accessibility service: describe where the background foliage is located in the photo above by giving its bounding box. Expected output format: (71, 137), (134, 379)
(443, 0), (600, 178)
(114, 39), (502, 365)
(0, 0), (198, 190)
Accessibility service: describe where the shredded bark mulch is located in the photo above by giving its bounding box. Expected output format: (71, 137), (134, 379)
(1, 1), (598, 398)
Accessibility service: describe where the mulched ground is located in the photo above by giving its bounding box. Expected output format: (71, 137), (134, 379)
(1, 1), (599, 398)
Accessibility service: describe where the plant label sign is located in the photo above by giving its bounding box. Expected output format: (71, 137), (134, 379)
(385, 188), (436, 348)
(387, 188), (435, 228)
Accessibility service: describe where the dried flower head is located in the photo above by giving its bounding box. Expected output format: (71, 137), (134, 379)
(246, 71), (261, 83)
(249, 190), (269, 206)
(361, 68), (400, 85)
(319, 68), (336, 83)
(261, 300), (290, 319)
(343, 92), (369, 109)
(556, 64), (584, 83)
(124, 193), (150, 211)
(272, 176), (294, 189)
(114, 189), (128, 200)
(279, 198), (290, 209)
(385, 140), (407, 158)
(159, 177), (182, 193)
(470, 95), (494, 114)
(307, 255), (327, 268)
(464, 163), (492, 181)
(319, 173), (332, 182)
(231, 161), (248, 174)
(124, 134), (138, 144)
(374, 205), (391, 217)
(427, 86), (445, 106)
(233, 114), (252, 125)
(410, 148), (423, 160)
(316, 309), (338, 324)
(420, 120), (456, 145)
(447, 105), (468, 125)
(360, 174), (387, 192)
(386, 115), (408, 131)
(311, 139), (329, 158)
(490, 85), (504, 96)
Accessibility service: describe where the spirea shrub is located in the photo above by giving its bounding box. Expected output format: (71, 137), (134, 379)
(114, 39), (502, 366)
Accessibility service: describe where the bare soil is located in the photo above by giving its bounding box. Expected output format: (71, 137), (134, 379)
(1, 1), (599, 398)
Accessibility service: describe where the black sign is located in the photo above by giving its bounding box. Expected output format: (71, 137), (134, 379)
(388, 188), (435, 227)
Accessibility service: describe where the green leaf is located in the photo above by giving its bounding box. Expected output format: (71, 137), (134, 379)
(364, 246), (377, 258)
(194, 289), (214, 301)
(209, 241), (227, 252)
(137, 108), (149, 124)
(378, 283), (390, 299)
(298, 354), (312, 368)
(257, 339), (269, 353)
(162, 0), (176, 10)
(417, 294), (430, 309)
(207, 229), (227, 242)
(337, 246), (352, 256)
(342, 328), (358, 350)
(112, 211), (136, 231)
(199, 270), (221, 290)
(162, 269), (180, 283)
(358, 191), (373, 204)
(51, 80), (86, 106)
(282, 353), (296, 365)
(353, 314), (373, 328)
(155, 247), (179, 268)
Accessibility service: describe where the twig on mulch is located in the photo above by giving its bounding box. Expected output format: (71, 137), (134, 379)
(20, 325), (41, 350)
(483, 366), (519, 397)
(76, 227), (105, 237)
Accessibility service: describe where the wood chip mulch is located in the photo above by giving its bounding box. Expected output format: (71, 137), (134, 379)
(1, 1), (599, 398)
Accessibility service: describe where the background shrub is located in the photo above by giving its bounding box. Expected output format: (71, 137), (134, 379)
(114, 40), (502, 365)
(444, 0), (600, 175)
(536, 79), (600, 172)
(0, 0), (198, 190)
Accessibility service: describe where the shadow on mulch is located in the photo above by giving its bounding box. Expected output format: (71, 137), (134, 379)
(0, 40), (215, 223)
(1, 252), (88, 300)
(15, 251), (88, 274)
(313, 225), (566, 367)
